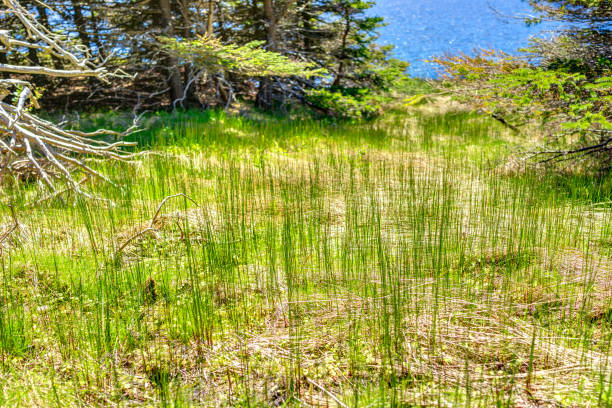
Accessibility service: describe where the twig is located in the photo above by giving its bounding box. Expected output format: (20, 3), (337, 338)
(304, 377), (349, 408)
(0, 204), (19, 248)
(491, 113), (520, 133)
(30, 176), (88, 206)
(114, 193), (198, 256)
(590, 201), (612, 208)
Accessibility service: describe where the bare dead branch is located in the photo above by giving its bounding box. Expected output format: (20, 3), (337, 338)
(0, 204), (18, 247)
(114, 193), (198, 256)
(0, 0), (139, 198)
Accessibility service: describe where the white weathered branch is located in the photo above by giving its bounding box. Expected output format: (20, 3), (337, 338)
(0, 64), (107, 78)
(0, 0), (139, 198)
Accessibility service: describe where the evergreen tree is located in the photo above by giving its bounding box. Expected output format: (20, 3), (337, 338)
(1, 0), (407, 115)
(527, 0), (612, 76)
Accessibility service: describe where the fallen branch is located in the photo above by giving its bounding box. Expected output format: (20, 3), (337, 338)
(0, 0), (138, 197)
(29, 176), (88, 207)
(491, 113), (520, 133)
(114, 193), (198, 257)
(0, 204), (19, 251)
(529, 132), (612, 164)
(304, 377), (349, 408)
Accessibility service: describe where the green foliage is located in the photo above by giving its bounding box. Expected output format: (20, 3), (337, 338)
(435, 50), (612, 155)
(492, 68), (612, 130)
(528, 0), (611, 24)
(2, 0), (409, 114)
(357, 45), (411, 90)
(524, 1), (611, 79)
(306, 88), (383, 119)
(303, 43), (411, 120)
(433, 0), (611, 158)
(160, 35), (325, 78)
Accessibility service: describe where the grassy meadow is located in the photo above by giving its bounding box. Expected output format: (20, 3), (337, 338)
(0, 105), (611, 407)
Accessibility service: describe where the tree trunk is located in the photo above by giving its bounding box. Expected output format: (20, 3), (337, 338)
(257, 0), (277, 109)
(27, 47), (40, 66)
(332, 10), (351, 88)
(207, 0), (215, 35)
(89, 4), (106, 60)
(263, 0), (277, 51)
(179, 0), (199, 107)
(0, 52), (7, 80)
(256, 0), (297, 108)
(36, 4), (62, 69)
(71, 0), (93, 50)
(159, 0), (184, 104)
(299, 0), (313, 52)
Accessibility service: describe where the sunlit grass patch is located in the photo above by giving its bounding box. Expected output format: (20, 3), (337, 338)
(0, 106), (610, 406)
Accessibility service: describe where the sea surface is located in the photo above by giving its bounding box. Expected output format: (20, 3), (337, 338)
(370, 0), (562, 77)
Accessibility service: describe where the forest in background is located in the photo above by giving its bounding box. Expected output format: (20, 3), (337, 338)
(1, 1), (609, 164)
(0, 0), (412, 118)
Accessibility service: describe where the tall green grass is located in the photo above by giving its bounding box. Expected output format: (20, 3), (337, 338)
(0, 108), (610, 406)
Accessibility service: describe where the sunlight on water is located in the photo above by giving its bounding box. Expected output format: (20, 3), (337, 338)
(371, 0), (562, 77)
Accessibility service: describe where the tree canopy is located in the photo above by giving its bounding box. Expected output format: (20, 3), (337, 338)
(435, 0), (611, 168)
(0, 0), (405, 117)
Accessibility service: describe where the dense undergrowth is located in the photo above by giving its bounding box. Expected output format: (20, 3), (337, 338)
(0, 106), (611, 407)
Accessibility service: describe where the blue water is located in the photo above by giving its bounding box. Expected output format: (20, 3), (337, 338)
(370, 0), (561, 77)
